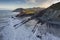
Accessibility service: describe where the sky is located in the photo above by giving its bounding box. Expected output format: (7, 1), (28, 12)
(0, 0), (60, 10)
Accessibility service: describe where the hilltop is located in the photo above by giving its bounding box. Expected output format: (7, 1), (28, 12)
(13, 8), (24, 12)
(48, 2), (60, 10)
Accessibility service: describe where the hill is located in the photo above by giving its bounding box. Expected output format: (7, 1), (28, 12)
(13, 8), (24, 12)
(48, 2), (60, 10)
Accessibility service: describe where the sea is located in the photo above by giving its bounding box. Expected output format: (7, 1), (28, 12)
(0, 10), (18, 18)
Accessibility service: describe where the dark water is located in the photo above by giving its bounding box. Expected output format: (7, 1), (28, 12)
(0, 10), (18, 18)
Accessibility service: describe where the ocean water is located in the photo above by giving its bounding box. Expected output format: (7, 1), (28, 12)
(0, 10), (19, 18)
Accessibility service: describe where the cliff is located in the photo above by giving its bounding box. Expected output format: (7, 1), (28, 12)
(48, 2), (60, 10)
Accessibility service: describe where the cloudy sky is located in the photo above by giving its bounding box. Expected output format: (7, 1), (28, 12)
(0, 0), (60, 10)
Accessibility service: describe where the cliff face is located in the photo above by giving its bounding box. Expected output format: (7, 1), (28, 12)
(41, 2), (60, 22)
(41, 9), (60, 21)
(40, 2), (60, 37)
(48, 2), (60, 10)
